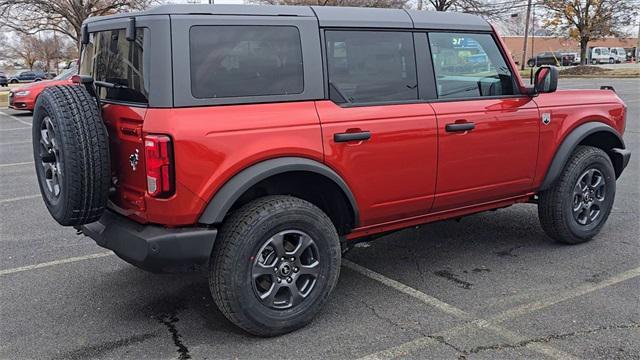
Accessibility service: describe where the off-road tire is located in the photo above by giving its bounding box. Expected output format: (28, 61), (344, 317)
(210, 195), (341, 337)
(32, 85), (110, 226)
(538, 146), (616, 244)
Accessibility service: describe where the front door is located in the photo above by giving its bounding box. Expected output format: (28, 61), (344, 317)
(318, 30), (438, 227)
(426, 32), (540, 211)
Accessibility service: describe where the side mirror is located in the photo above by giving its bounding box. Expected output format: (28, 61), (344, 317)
(534, 66), (558, 94)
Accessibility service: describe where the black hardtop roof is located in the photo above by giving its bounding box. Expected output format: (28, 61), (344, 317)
(84, 4), (491, 31)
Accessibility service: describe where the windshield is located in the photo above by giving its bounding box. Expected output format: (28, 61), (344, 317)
(80, 28), (148, 104)
(53, 67), (77, 80)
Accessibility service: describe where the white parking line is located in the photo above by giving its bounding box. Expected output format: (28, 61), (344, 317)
(0, 195), (40, 204)
(0, 252), (114, 276)
(345, 259), (580, 360)
(490, 265), (640, 324)
(0, 111), (32, 127)
(0, 161), (33, 168)
(344, 259), (471, 319)
(0, 127), (31, 131)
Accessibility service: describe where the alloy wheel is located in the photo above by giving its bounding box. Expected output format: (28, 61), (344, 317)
(572, 168), (606, 225)
(39, 116), (62, 198)
(251, 230), (320, 310)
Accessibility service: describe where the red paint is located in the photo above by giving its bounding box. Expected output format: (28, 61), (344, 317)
(430, 97), (539, 211)
(316, 100), (438, 226)
(9, 79), (75, 111)
(98, 47), (627, 240)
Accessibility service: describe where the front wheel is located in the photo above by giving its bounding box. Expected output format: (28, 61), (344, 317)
(538, 146), (616, 244)
(210, 195), (341, 336)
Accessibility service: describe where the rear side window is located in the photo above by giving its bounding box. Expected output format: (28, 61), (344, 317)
(190, 26), (304, 99)
(428, 32), (515, 99)
(325, 30), (418, 104)
(80, 29), (148, 104)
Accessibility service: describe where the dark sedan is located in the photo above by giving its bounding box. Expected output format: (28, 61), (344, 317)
(527, 52), (573, 67)
(0, 72), (7, 87)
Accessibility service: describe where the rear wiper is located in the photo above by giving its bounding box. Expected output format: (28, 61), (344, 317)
(94, 80), (128, 89)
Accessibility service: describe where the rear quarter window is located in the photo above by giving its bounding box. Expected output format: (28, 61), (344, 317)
(189, 25), (304, 99)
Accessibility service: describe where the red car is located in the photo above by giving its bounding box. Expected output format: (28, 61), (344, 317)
(31, 5), (630, 337)
(9, 67), (77, 111)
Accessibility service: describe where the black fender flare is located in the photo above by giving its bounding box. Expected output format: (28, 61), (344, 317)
(198, 157), (359, 226)
(540, 122), (626, 191)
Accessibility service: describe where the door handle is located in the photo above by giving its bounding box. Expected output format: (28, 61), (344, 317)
(445, 122), (475, 133)
(334, 131), (371, 143)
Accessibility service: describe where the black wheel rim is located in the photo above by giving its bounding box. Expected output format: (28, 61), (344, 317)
(251, 230), (320, 310)
(572, 168), (606, 225)
(39, 116), (61, 198)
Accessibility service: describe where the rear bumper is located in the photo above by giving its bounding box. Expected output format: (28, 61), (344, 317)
(78, 210), (217, 273)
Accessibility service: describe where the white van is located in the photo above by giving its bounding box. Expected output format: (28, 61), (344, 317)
(590, 47), (610, 64)
(609, 47), (627, 63)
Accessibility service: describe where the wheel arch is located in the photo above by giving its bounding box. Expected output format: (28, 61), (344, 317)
(198, 157), (359, 234)
(540, 121), (627, 191)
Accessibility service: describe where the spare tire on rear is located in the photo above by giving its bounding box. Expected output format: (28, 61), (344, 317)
(32, 85), (110, 226)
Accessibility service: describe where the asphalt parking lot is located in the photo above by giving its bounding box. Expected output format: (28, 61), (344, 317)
(1, 78), (638, 360)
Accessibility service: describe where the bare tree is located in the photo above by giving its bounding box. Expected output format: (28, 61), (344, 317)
(542, 0), (639, 65)
(7, 34), (40, 70)
(0, 0), (154, 49)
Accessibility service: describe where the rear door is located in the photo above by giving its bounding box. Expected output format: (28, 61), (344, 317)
(426, 32), (539, 211)
(317, 30), (438, 226)
(79, 26), (150, 219)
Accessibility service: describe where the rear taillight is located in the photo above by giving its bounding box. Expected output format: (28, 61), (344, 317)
(144, 134), (174, 197)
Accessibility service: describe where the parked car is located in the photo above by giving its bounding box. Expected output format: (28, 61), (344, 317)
(8, 70), (47, 84)
(32, 4), (630, 337)
(609, 47), (626, 63)
(561, 51), (580, 65)
(0, 72), (7, 87)
(527, 51), (572, 67)
(590, 47), (611, 64)
(8, 66), (77, 111)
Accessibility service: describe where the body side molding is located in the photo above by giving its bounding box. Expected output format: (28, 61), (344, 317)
(198, 157), (359, 226)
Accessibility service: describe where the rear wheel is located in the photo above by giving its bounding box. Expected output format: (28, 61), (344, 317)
(538, 146), (616, 244)
(210, 195), (341, 336)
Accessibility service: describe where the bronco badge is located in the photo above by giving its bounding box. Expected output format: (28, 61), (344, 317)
(129, 149), (139, 171)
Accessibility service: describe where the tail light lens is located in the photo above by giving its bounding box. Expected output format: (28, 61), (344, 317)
(144, 134), (174, 197)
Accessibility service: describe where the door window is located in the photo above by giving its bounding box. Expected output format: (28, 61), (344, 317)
(428, 32), (516, 99)
(325, 30), (418, 104)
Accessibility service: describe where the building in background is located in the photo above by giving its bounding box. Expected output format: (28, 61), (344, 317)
(502, 36), (638, 65)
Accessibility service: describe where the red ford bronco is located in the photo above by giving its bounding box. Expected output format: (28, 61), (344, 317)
(32, 5), (630, 336)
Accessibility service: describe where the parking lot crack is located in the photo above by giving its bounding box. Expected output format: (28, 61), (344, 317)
(156, 314), (191, 360)
(467, 322), (640, 354)
(495, 245), (524, 257)
(426, 335), (467, 357)
(434, 270), (473, 289)
(359, 299), (425, 337)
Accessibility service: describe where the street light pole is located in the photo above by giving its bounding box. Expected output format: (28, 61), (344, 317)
(520, 0), (533, 70)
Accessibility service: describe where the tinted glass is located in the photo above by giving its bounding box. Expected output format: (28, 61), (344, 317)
(190, 26), (303, 99)
(53, 66), (77, 80)
(80, 29), (148, 103)
(325, 30), (418, 104)
(428, 32), (515, 99)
